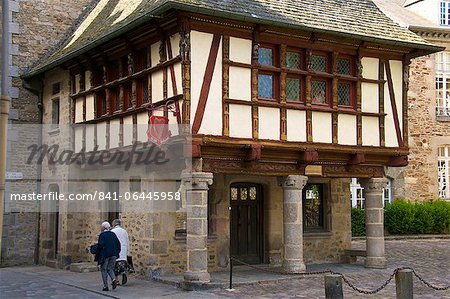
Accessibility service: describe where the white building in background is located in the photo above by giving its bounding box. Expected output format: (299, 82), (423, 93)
(350, 178), (392, 208)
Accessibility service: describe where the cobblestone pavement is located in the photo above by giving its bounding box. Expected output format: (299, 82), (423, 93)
(0, 239), (449, 298)
(210, 239), (450, 299)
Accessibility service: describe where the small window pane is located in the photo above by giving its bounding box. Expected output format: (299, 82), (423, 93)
(337, 59), (351, 75)
(258, 74), (273, 98)
(240, 188), (248, 200)
(286, 52), (301, 69)
(143, 78), (149, 103)
(231, 188), (238, 200)
(303, 184), (323, 229)
(312, 80), (327, 104)
(249, 187), (257, 200)
(338, 83), (351, 106)
(286, 78), (300, 101)
(259, 48), (273, 66)
(52, 83), (61, 95)
(310, 54), (327, 72)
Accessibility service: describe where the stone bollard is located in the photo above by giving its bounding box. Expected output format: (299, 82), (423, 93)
(395, 269), (413, 299)
(325, 274), (344, 299)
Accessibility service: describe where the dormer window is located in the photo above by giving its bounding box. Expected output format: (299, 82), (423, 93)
(441, 1), (450, 26)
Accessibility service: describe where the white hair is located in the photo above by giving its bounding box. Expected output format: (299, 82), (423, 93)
(102, 221), (111, 230)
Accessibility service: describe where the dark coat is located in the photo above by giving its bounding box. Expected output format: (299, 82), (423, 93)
(97, 230), (121, 265)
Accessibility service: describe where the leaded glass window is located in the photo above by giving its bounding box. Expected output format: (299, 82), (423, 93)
(286, 77), (301, 101)
(338, 83), (351, 106)
(337, 59), (351, 75)
(310, 54), (327, 72)
(231, 188), (238, 200)
(258, 74), (274, 99)
(286, 51), (301, 69)
(259, 47), (273, 66)
(312, 80), (327, 104)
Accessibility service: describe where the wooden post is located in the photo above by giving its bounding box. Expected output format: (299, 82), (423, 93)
(395, 269), (413, 299)
(324, 274), (344, 299)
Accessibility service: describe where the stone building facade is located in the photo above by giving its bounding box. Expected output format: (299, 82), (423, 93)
(374, 0), (450, 201)
(1, 0), (91, 266)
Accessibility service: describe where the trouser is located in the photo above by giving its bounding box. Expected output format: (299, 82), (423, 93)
(101, 256), (117, 288)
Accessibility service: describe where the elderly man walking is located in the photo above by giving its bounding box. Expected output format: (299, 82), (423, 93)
(97, 221), (121, 291)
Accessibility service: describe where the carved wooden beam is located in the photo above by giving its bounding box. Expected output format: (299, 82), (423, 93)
(244, 144), (262, 162)
(387, 155), (408, 167)
(298, 149), (319, 165)
(348, 153), (365, 165)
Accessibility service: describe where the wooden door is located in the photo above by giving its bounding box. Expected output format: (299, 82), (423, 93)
(230, 183), (263, 264)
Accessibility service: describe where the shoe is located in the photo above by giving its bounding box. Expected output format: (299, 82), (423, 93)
(112, 279), (118, 290)
(102, 287), (109, 291)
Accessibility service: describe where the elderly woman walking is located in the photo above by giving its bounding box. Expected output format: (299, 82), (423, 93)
(97, 221), (121, 291)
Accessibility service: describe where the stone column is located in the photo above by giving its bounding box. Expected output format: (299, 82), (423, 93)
(181, 172), (213, 284)
(362, 178), (388, 269)
(282, 175), (308, 273)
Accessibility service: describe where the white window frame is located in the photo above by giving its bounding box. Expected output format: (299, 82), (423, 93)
(435, 52), (450, 118)
(441, 1), (450, 26)
(350, 178), (365, 208)
(383, 179), (392, 207)
(438, 146), (450, 199)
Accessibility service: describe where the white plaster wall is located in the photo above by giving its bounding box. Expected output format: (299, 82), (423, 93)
(123, 115), (133, 146)
(74, 127), (83, 152)
(150, 41), (161, 67)
(110, 118), (121, 148)
(86, 94), (95, 121)
(169, 33), (180, 58)
(286, 109), (306, 142)
(75, 74), (81, 93)
(361, 83), (379, 113)
(190, 31), (213, 125)
(199, 37), (223, 135)
(259, 107), (280, 140)
(137, 112), (148, 142)
(312, 112), (332, 143)
(151, 70), (164, 102)
(338, 114), (357, 145)
(229, 67), (251, 101)
(229, 37), (252, 64)
(75, 98), (84, 123)
(86, 125), (95, 151)
(390, 60), (403, 135)
(384, 62), (400, 147)
(361, 57), (379, 80)
(362, 116), (380, 147)
(85, 70), (92, 90)
(97, 122), (106, 150)
(167, 62), (182, 97)
(229, 104), (252, 138)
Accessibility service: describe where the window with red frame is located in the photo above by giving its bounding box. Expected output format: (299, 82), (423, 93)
(95, 91), (107, 117)
(109, 87), (121, 113)
(286, 49), (305, 103)
(336, 56), (356, 108)
(123, 83), (132, 110)
(311, 78), (331, 105)
(108, 62), (119, 82)
(134, 48), (148, 72)
(258, 45), (279, 101)
(136, 78), (149, 106)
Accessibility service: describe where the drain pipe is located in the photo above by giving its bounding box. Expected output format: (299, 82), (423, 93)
(0, 0), (11, 260)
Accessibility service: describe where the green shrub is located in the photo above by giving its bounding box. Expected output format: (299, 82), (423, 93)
(385, 200), (450, 235)
(351, 207), (366, 237)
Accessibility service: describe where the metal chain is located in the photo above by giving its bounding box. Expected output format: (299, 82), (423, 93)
(230, 257), (450, 294)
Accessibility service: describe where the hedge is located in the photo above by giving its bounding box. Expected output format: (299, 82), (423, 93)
(351, 200), (450, 237)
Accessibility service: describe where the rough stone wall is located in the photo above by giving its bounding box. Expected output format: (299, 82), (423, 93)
(2, 0), (91, 266)
(389, 39), (450, 201)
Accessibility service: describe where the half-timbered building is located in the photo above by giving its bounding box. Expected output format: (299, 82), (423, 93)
(23, 0), (442, 285)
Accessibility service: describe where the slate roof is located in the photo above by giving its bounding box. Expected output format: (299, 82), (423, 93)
(23, 0), (441, 78)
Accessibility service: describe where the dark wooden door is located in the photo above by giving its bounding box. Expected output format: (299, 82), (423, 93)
(230, 183), (263, 264)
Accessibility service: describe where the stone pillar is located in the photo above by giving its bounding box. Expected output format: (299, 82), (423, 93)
(181, 172), (213, 284)
(282, 175), (308, 273)
(362, 178), (388, 269)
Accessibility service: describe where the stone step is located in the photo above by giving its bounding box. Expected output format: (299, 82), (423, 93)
(69, 262), (99, 273)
